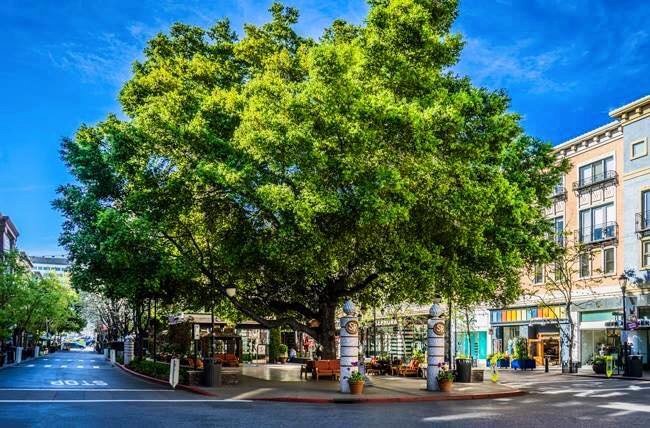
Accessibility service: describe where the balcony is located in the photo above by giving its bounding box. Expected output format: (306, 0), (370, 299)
(572, 170), (618, 192)
(636, 211), (650, 236)
(577, 221), (618, 245)
(551, 185), (567, 200)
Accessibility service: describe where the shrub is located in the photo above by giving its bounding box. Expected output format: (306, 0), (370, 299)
(128, 359), (190, 384)
(348, 371), (365, 383)
(269, 328), (281, 362)
(278, 344), (288, 356)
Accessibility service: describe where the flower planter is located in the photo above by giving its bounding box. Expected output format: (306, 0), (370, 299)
(592, 362), (606, 375)
(511, 358), (535, 371)
(437, 379), (453, 392)
(349, 380), (365, 395)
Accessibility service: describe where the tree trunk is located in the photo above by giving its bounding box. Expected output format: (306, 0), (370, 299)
(316, 302), (338, 359)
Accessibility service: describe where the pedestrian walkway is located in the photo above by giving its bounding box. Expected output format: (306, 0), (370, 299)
(185, 364), (524, 403)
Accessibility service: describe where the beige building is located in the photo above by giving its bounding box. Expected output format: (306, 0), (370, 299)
(490, 95), (650, 369)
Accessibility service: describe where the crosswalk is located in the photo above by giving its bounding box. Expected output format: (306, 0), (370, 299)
(19, 358), (106, 370)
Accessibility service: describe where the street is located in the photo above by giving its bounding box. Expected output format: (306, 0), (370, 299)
(0, 352), (648, 427)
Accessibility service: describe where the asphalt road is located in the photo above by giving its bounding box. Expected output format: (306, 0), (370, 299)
(0, 352), (649, 428)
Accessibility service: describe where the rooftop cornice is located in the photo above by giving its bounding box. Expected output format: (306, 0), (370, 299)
(553, 121), (622, 159)
(609, 95), (650, 121)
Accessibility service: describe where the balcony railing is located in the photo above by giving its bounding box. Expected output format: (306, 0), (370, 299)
(552, 186), (567, 200)
(636, 211), (650, 234)
(577, 221), (618, 245)
(572, 170), (618, 192)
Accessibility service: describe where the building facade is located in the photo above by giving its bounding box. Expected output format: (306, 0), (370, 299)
(491, 95), (650, 369)
(29, 255), (70, 279)
(0, 212), (19, 253)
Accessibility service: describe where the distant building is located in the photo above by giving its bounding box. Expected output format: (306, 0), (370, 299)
(30, 255), (70, 278)
(0, 212), (19, 253)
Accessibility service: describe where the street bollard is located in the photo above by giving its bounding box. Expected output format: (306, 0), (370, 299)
(15, 346), (23, 364)
(110, 349), (116, 365)
(545, 356), (549, 373)
(339, 299), (359, 393)
(426, 301), (446, 391)
(34, 346), (40, 359)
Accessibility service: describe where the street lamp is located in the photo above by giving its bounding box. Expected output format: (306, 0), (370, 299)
(225, 286), (237, 298)
(618, 273), (629, 375)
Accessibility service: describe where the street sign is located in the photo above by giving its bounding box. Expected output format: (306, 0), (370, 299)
(193, 324), (200, 340)
(169, 358), (179, 389)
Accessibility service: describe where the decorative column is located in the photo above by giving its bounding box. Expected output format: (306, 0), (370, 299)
(339, 299), (359, 393)
(124, 336), (134, 365)
(34, 345), (40, 359)
(427, 300), (446, 391)
(110, 349), (116, 365)
(15, 346), (23, 364)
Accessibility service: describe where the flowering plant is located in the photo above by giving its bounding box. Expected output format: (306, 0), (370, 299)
(435, 363), (455, 382)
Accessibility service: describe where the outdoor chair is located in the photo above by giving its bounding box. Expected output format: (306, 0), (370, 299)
(398, 359), (420, 377)
(314, 359), (340, 381)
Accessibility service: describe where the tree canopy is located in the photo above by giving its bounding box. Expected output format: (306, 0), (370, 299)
(57, 0), (565, 357)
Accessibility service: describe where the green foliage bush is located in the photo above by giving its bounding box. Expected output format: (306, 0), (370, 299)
(128, 359), (189, 384)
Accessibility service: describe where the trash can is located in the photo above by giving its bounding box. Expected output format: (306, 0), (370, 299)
(625, 355), (643, 377)
(203, 358), (222, 387)
(455, 358), (472, 383)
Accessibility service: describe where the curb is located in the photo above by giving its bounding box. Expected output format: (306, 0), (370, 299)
(0, 353), (46, 371)
(114, 362), (219, 397)
(246, 389), (526, 404)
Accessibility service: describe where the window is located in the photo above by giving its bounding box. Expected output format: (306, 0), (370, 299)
(631, 139), (648, 160)
(642, 241), (650, 269)
(553, 217), (564, 245)
(642, 190), (650, 231)
(533, 264), (544, 284)
(578, 156), (614, 187)
(579, 253), (590, 278)
(580, 203), (615, 243)
(553, 176), (565, 196)
(603, 248), (615, 275)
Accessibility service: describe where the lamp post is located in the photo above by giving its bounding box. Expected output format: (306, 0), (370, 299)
(618, 273), (628, 375)
(225, 286), (237, 298)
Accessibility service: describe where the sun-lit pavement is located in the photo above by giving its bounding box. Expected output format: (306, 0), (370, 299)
(1, 355), (649, 427)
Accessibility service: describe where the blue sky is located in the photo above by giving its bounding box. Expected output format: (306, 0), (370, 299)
(0, 0), (649, 255)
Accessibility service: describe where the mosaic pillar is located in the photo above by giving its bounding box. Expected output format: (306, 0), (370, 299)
(15, 346), (23, 364)
(339, 299), (359, 393)
(427, 301), (446, 391)
(110, 349), (116, 365)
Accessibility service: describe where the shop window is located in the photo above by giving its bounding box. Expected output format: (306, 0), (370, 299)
(603, 247), (615, 275)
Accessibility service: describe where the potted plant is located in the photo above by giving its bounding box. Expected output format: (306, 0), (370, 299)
(592, 356), (606, 375)
(278, 344), (288, 364)
(436, 363), (455, 392)
(348, 370), (365, 395)
(455, 353), (472, 383)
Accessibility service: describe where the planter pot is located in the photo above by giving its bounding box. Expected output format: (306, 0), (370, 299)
(511, 359), (536, 371)
(437, 379), (453, 392)
(455, 359), (472, 383)
(592, 363), (605, 374)
(349, 381), (365, 395)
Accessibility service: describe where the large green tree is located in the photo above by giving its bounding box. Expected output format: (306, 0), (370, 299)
(58, 0), (564, 357)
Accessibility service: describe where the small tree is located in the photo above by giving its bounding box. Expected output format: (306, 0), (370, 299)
(530, 231), (600, 373)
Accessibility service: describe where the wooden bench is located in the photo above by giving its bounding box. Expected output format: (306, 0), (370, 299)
(314, 360), (340, 381)
(214, 353), (240, 367)
(398, 359), (420, 377)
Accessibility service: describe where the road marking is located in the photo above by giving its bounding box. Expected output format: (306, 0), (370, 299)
(44, 365), (51, 368)
(76, 365), (84, 368)
(60, 365), (67, 368)
(93, 366), (99, 369)
(0, 399), (251, 403)
(26, 365), (34, 367)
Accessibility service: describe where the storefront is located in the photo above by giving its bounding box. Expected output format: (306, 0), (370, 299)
(489, 305), (567, 366)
